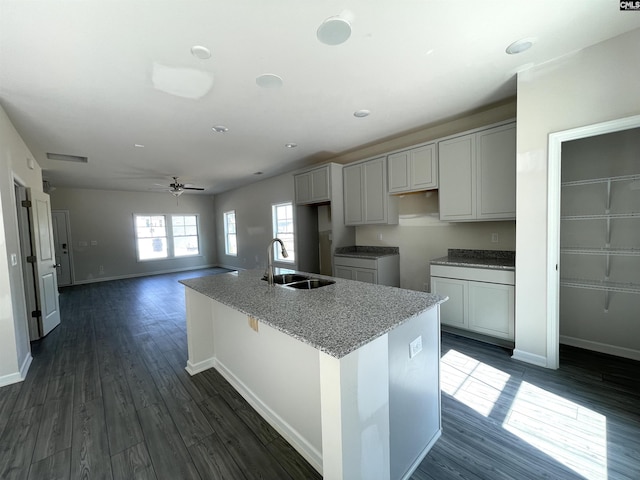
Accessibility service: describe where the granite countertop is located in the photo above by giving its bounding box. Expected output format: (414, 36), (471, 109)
(334, 245), (400, 259)
(180, 269), (445, 359)
(430, 249), (515, 271)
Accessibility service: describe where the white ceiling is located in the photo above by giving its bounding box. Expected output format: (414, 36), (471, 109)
(1, 1), (639, 195)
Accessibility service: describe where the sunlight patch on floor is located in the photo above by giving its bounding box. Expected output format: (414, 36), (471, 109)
(441, 349), (511, 417)
(503, 381), (608, 479)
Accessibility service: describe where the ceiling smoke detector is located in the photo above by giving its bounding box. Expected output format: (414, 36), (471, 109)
(317, 13), (353, 45)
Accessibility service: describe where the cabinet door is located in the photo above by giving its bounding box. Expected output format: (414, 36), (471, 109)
(468, 281), (514, 340)
(476, 124), (516, 220)
(438, 134), (476, 221)
(362, 157), (387, 224)
(411, 144), (438, 190)
(294, 172), (311, 205)
(353, 268), (377, 284)
(343, 163), (363, 225)
(388, 151), (411, 193)
(431, 277), (468, 328)
(334, 265), (354, 280)
(311, 167), (330, 202)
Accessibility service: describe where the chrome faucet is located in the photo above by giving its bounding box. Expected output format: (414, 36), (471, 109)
(266, 238), (288, 286)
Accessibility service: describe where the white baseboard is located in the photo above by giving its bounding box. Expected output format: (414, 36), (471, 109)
(213, 358), (323, 475)
(401, 429), (442, 480)
(560, 335), (640, 362)
(512, 349), (549, 368)
(0, 353), (32, 387)
(72, 264), (222, 285)
(184, 358), (216, 376)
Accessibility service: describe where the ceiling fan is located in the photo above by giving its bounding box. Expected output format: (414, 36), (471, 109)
(155, 176), (205, 197)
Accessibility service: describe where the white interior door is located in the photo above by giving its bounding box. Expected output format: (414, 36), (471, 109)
(27, 188), (61, 336)
(51, 211), (73, 286)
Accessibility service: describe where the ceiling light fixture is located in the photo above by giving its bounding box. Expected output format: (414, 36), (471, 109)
(506, 37), (536, 55)
(134, 144), (145, 148)
(190, 45), (211, 59)
(212, 125), (229, 133)
(353, 109), (370, 118)
(317, 11), (353, 45)
(285, 143), (298, 148)
(256, 74), (283, 88)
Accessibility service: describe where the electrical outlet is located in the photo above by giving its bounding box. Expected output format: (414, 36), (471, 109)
(248, 316), (259, 332)
(99, 265), (104, 274)
(377, 233), (383, 241)
(491, 233), (499, 243)
(409, 336), (422, 359)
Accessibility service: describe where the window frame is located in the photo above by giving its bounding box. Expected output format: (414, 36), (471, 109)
(271, 202), (295, 263)
(133, 213), (201, 262)
(223, 210), (237, 257)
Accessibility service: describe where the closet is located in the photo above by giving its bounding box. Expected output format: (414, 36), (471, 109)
(560, 128), (640, 360)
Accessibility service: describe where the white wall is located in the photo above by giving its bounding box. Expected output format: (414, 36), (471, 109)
(50, 188), (218, 283)
(357, 192), (516, 292)
(0, 105), (43, 385)
(215, 172), (299, 271)
(515, 28), (640, 366)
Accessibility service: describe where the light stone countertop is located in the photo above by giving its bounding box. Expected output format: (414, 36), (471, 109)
(180, 269), (446, 359)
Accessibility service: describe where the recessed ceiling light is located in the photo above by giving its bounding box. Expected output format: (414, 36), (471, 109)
(190, 45), (211, 59)
(254, 171), (263, 175)
(506, 37), (536, 55)
(212, 125), (229, 133)
(256, 74), (283, 88)
(317, 15), (352, 45)
(134, 144), (145, 148)
(353, 110), (370, 118)
(285, 143), (298, 148)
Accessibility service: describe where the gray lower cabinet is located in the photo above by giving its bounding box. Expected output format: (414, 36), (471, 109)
(334, 255), (400, 287)
(430, 264), (514, 341)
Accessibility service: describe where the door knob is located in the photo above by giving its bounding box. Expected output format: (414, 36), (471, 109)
(54, 264), (61, 268)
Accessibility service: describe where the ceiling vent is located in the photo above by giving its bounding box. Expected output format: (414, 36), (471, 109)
(46, 152), (88, 163)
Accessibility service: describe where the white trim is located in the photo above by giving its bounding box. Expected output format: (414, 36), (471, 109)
(0, 354), (32, 387)
(185, 357), (216, 376)
(511, 349), (548, 368)
(214, 358), (323, 474)
(547, 114), (640, 369)
(71, 264), (221, 285)
(399, 429), (442, 480)
(560, 336), (640, 362)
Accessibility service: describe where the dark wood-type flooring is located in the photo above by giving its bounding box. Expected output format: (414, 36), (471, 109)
(1, 268), (639, 479)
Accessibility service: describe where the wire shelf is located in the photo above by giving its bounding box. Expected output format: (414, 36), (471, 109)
(560, 247), (640, 256)
(561, 173), (640, 187)
(561, 212), (640, 220)
(560, 278), (640, 294)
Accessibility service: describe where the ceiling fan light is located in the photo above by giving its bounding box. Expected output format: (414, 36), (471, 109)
(171, 189), (184, 197)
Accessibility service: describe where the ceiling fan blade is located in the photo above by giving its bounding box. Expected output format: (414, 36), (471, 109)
(183, 187), (205, 190)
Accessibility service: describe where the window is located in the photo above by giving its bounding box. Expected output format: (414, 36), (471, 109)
(134, 214), (200, 261)
(272, 202), (295, 262)
(224, 210), (237, 256)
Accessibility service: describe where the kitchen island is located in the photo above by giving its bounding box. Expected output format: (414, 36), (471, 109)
(180, 269), (446, 480)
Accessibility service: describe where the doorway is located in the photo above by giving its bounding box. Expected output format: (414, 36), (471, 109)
(52, 210), (73, 286)
(547, 114), (640, 368)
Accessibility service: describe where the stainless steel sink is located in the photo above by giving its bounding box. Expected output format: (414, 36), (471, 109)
(261, 273), (335, 289)
(261, 273), (310, 284)
(284, 278), (336, 289)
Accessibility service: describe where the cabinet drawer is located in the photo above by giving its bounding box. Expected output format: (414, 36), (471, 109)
(334, 256), (377, 269)
(430, 265), (514, 285)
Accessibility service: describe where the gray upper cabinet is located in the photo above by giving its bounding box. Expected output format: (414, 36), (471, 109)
(294, 165), (331, 205)
(438, 122), (516, 221)
(388, 143), (438, 193)
(343, 156), (398, 225)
